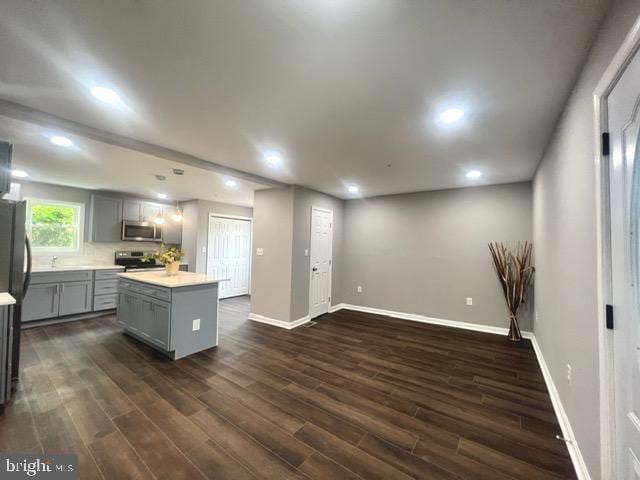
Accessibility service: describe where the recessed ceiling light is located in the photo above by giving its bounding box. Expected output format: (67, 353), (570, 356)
(466, 170), (482, 179)
(347, 185), (359, 194)
(265, 153), (282, 167)
(439, 108), (464, 124)
(225, 180), (238, 188)
(90, 86), (121, 104)
(11, 170), (29, 178)
(157, 193), (168, 199)
(50, 136), (73, 147)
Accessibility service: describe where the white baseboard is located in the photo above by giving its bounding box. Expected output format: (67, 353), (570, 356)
(529, 335), (591, 480)
(329, 303), (533, 338)
(248, 312), (310, 330)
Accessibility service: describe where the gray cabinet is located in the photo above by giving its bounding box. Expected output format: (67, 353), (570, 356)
(93, 269), (122, 311)
(123, 200), (162, 222)
(22, 283), (59, 321)
(118, 292), (142, 332)
(149, 300), (170, 349)
(118, 282), (171, 352)
(59, 281), (92, 316)
(90, 195), (123, 242)
(142, 203), (162, 222)
(23, 271), (94, 322)
(122, 200), (143, 221)
(1, 305), (12, 405)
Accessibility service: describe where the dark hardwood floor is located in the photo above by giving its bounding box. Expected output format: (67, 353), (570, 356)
(0, 296), (576, 479)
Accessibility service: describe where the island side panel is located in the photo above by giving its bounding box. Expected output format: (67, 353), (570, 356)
(170, 283), (219, 359)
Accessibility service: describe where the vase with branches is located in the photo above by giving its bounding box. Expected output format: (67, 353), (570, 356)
(488, 241), (535, 342)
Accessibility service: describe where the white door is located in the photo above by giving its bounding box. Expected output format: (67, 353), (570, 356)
(608, 42), (640, 479)
(309, 207), (333, 319)
(207, 215), (251, 299)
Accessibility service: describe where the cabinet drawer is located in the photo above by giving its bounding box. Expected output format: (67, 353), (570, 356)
(94, 279), (119, 295)
(94, 294), (118, 311)
(95, 269), (122, 281)
(119, 280), (170, 301)
(139, 285), (171, 301)
(31, 270), (93, 285)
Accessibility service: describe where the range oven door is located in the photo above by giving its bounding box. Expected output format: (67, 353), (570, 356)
(122, 220), (157, 242)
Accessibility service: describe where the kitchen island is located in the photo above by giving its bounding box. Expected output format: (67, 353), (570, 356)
(117, 271), (226, 360)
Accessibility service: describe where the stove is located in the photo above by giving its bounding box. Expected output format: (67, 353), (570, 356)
(115, 251), (164, 272)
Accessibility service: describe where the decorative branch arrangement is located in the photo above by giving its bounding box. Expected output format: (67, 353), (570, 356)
(488, 242), (535, 341)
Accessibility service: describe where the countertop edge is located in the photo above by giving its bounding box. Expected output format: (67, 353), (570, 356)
(0, 293), (16, 306)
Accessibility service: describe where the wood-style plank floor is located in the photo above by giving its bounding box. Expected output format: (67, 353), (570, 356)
(0, 296), (576, 479)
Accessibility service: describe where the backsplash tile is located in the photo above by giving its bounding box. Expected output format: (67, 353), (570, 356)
(31, 242), (164, 268)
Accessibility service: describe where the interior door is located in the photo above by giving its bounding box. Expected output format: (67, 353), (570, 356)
(207, 215), (251, 299)
(309, 206), (333, 319)
(608, 41), (640, 479)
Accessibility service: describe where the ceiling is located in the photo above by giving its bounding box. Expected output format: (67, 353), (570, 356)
(0, 0), (609, 200)
(0, 116), (264, 206)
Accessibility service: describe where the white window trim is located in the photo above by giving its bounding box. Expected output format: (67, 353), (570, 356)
(25, 197), (85, 256)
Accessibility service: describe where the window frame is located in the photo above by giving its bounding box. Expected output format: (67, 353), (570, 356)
(25, 197), (85, 255)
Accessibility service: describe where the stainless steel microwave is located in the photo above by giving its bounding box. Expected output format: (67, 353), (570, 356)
(121, 220), (162, 242)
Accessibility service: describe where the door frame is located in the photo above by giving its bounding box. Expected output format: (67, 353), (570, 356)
(308, 206), (333, 319)
(594, 13), (640, 480)
(206, 213), (253, 297)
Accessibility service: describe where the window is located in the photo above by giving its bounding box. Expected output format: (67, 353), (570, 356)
(26, 198), (84, 254)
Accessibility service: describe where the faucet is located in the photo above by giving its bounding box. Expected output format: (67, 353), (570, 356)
(51, 255), (58, 268)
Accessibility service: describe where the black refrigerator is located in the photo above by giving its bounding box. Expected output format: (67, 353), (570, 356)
(0, 200), (31, 406)
(0, 142), (32, 407)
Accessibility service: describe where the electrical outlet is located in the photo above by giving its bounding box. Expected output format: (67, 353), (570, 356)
(466, 297), (473, 306)
(357, 285), (362, 293)
(256, 248), (264, 256)
(567, 364), (572, 384)
(192, 319), (201, 331)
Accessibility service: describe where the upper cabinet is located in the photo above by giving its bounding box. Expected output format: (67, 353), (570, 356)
(90, 194), (183, 244)
(122, 200), (143, 221)
(123, 200), (162, 222)
(142, 203), (162, 222)
(90, 195), (123, 242)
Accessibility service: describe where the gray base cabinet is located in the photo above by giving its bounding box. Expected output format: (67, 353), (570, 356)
(59, 281), (92, 316)
(21, 268), (125, 324)
(118, 278), (218, 359)
(22, 284), (59, 321)
(1, 305), (13, 405)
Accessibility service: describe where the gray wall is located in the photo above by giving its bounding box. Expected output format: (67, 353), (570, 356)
(341, 182), (533, 330)
(290, 186), (344, 321)
(250, 187), (295, 322)
(180, 200), (200, 270)
(532, 1), (640, 477)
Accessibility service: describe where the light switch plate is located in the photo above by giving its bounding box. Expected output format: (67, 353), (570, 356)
(466, 297), (473, 306)
(192, 318), (200, 331)
(256, 248), (264, 256)
(304, 249), (309, 257)
(357, 286), (362, 293)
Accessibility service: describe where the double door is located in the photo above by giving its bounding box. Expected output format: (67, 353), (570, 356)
(118, 292), (170, 350)
(23, 281), (92, 322)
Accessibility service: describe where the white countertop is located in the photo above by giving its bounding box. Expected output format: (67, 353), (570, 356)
(31, 265), (125, 273)
(118, 271), (227, 288)
(0, 293), (16, 306)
